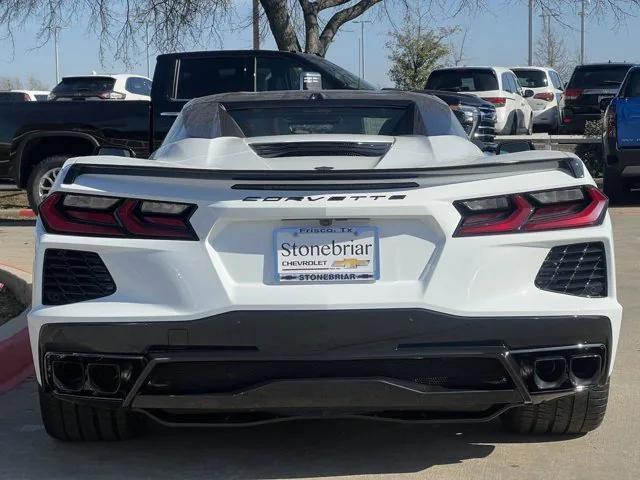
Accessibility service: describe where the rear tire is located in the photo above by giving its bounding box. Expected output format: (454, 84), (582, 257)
(603, 167), (631, 205)
(26, 155), (69, 211)
(501, 383), (609, 435)
(510, 114), (518, 135)
(39, 387), (136, 441)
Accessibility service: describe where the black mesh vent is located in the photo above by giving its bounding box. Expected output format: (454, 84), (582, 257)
(43, 249), (116, 305)
(535, 242), (607, 297)
(250, 142), (392, 158)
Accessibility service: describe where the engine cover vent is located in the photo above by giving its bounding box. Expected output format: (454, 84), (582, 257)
(535, 242), (607, 297)
(250, 141), (392, 158)
(43, 249), (116, 305)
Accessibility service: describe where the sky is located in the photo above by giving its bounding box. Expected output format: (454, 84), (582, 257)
(0, 1), (638, 89)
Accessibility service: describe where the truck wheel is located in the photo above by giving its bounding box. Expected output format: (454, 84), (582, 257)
(501, 383), (609, 435)
(603, 167), (631, 205)
(39, 387), (136, 441)
(26, 155), (69, 211)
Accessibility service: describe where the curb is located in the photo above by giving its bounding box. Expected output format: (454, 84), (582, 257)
(19, 209), (36, 218)
(0, 264), (33, 394)
(0, 208), (35, 219)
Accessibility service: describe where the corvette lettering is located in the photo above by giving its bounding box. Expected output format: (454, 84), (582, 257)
(243, 195), (406, 202)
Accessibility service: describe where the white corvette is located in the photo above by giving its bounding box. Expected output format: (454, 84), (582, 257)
(28, 91), (621, 441)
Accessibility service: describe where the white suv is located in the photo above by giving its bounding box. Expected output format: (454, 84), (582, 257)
(48, 74), (152, 101)
(426, 66), (534, 135)
(512, 67), (564, 133)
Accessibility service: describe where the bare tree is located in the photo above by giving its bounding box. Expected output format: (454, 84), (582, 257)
(0, 77), (22, 90)
(0, 0), (637, 64)
(534, 16), (575, 80)
(26, 75), (49, 90)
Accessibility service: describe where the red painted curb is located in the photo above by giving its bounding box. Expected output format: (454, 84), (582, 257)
(0, 328), (34, 394)
(18, 209), (36, 218)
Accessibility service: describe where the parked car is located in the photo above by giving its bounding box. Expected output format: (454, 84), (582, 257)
(420, 89), (497, 148)
(47, 74), (152, 101)
(383, 88), (497, 148)
(425, 66), (534, 135)
(31, 90), (620, 441)
(0, 90), (49, 102)
(561, 62), (638, 134)
(512, 67), (564, 132)
(603, 66), (640, 202)
(0, 50), (376, 209)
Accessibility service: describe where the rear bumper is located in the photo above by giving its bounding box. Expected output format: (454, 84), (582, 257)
(604, 138), (640, 178)
(560, 111), (600, 134)
(38, 309), (612, 425)
(532, 106), (558, 126)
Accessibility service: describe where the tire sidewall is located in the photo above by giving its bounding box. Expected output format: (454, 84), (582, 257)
(26, 155), (69, 211)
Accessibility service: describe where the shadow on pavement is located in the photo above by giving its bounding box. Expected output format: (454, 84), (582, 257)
(0, 381), (579, 480)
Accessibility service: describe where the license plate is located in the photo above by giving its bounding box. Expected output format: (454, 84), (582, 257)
(598, 95), (614, 104)
(274, 226), (379, 283)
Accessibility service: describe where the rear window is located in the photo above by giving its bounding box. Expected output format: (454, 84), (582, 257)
(513, 69), (548, 88)
(621, 70), (640, 98)
(175, 57), (253, 99)
(0, 92), (28, 102)
(52, 77), (115, 94)
(568, 66), (633, 89)
(227, 106), (413, 137)
(426, 69), (499, 92)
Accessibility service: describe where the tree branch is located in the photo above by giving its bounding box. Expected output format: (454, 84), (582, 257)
(318, 0), (383, 54)
(260, 0), (302, 51)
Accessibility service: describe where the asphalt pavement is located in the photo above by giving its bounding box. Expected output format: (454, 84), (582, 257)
(0, 208), (638, 479)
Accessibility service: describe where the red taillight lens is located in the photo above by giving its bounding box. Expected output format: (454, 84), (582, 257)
(454, 186), (608, 236)
(533, 92), (555, 102)
(564, 88), (583, 101)
(483, 97), (507, 107)
(39, 193), (198, 240)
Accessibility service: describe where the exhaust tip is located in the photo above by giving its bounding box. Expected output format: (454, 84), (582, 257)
(534, 356), (567, 390)
(87, 363), (122, 395)
(52, 360), (85, 393)
(569, 354), (602, 387)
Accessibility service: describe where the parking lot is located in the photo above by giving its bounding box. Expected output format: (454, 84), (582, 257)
(0, 207), (638, 480)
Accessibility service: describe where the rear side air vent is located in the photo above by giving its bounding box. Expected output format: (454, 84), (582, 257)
(250, 142), (392, 158)
(43, 249), (116, 305)
(535, 242), (607, 297)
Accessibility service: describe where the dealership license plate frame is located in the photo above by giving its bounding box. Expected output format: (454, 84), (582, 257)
(274, 226), (380, 283)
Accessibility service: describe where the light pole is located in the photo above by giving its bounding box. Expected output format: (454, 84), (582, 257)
(145, 23), (151, 78)
(353, 19), (372, 80)
(253, 0), (260, 50)
(53, 26), (61, 84)
(528, 0), (534, 66)
(579, 0), (586, 64)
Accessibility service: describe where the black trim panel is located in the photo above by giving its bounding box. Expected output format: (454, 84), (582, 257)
(63, 156), (584, 185)
(39, 309), (612, 358)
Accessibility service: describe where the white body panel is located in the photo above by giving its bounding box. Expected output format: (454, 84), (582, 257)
(28, 134), (622, 382)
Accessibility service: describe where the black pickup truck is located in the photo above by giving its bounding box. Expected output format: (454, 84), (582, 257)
(0, 50), (375, 209)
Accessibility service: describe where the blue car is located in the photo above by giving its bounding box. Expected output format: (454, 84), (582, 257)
(603, 66), (640, 202)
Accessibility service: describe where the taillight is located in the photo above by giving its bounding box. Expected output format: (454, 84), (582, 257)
(605, 102), (617, 140)
(100, 91), (126, 100)
(483, 97), (507, 107)
(564, 88), (583, 101)
(533, 92), (555, 102)
(39, 193), (198, 240)
(454, 186), (608, 236)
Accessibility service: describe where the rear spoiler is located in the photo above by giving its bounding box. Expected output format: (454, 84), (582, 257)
(62, 156), (584, 185)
